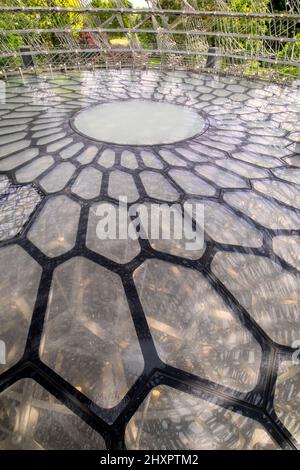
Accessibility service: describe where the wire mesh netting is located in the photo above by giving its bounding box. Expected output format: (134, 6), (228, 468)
(0, 1), (299, 82)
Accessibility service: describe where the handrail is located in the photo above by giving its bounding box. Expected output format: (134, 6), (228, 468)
(0, 7), (299, 20)
(0, 28), (297, 44)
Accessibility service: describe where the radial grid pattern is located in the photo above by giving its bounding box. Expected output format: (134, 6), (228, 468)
(0, 69), (300, 450)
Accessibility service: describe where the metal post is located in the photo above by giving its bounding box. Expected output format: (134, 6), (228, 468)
(206, 47), (221, 69)
(19, 46), (35, 68)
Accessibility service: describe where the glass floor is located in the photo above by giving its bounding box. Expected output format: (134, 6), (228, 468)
(0, 69), (299, 450)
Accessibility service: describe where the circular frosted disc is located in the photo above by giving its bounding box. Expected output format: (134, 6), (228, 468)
(72, 100), (206, 145)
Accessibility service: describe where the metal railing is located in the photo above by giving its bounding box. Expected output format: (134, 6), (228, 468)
(0, 3), (299, 82)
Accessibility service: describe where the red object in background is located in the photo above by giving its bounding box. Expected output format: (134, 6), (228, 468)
(80, 31), (96, 48)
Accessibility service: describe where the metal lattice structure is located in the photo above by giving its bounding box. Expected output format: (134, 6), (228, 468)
(0, 68), (300, 450)
(0, 0), (300, 453)
(0, 1), (299, 81)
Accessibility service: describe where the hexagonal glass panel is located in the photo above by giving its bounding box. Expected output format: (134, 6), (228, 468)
(28, 196), (81, 258)
(0, 245), (42, 373)
(125, 386), (279, 450)
(274, 361), (300, 446)
(86, 202), (141, 263)
(0, 183), (41, 242)
(212, 252), (300, 346)
(0, 379), (106, 450)
(134, 260), (261, 392)
(40, 257), (144, 409)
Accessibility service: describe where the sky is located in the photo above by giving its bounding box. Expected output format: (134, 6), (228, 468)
(131, 0), (150, 7)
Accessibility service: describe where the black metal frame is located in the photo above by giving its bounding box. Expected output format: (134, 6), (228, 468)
(0, 69), (299, 450)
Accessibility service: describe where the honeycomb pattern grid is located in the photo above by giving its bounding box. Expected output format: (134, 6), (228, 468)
(0, 69), (300, 450)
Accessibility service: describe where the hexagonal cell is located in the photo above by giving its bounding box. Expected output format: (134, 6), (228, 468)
(284, 155), (300, 167)
(253, 179), (300, 210)
(60, 142), (84, 160)
(215, 159), (269, 179)
(243, 143), (291, 159)
(71, 167), (102, 200)
(0, 183), (42, 242)
(137, 203), (205, 260)
(15, 156), (55, 183)
(108, 170), (139, 203)
(175, 147), (207, 163)
(134, 259), (261, 392)
(224, 191), (300, 230)
(190, 142), (227, 160)
(86, 202), (141, 263)
(186, 200), (262, 247)
(232, 151), (281, 168)
(37, 132), (66, 146)
(212, 252), (300, 346)
(98, 149), (115, 168)
(28, 195), (81, 257)
(40, 257), (144, 409)
(125, 386), (279, 450)
(76, 146), (98, 165)
(0, 379), (106, 450)
(140, 151), (163, 169)
(0, 140), (30, 159)
(273, 235), (300, 271)
(159, 150), (187, 167)
(121, 151), (138, 170)
(47, 138), (74, 154)
(272, 167), (300, 185)
(195, 165), (247, 189)
(140, 171), (179, 202)
(39, 162), (76, 193)
(0, 245), (42, 373)
(0, 148), (39, 172)
(274, 361), (300, 446)
(169, 169), (215, 196)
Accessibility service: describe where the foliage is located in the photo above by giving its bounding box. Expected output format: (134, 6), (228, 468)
(0, 0), (298, 78)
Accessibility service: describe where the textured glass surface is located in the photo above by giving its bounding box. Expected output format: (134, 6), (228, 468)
(76, 145), (98, 165)
(224, 191), (300, 230)
(0, 379), (106, 450)
(137, 203), (205, 260)
(0, 69), (300, 450)
(73, 101), (206, 145)
(169, 169), (215, 196)
(134, 260), (261, 392)
(0, 148), (39, 171)
(0, 246), (42, 373)
(98, 149), (115, 168)
(274, 361), (300, 447)
(15, 156), (55, 183)
(195, 200), (262, 247)
(71, 167), (102, 200)
(140, 171), (179, 201)
(140, 151), (163, 169)
(108, 170), (139, 203)
(125, 386), (279, 450)
(87, 203), (141, 263)
(254, 179), (300, 209)
(39, 163), (76, 193)
(40, 257), (144, 408)
(28, 196), (81, 257)
(195, 164), (247, 188)
(0, 183), (41, 242)
(273, 236), (300, 271)
(212, 252), (300, 346)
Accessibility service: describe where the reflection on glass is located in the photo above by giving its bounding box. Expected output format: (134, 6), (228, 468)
(0, 379), (106, 450)
(126, 386), (279, 450)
